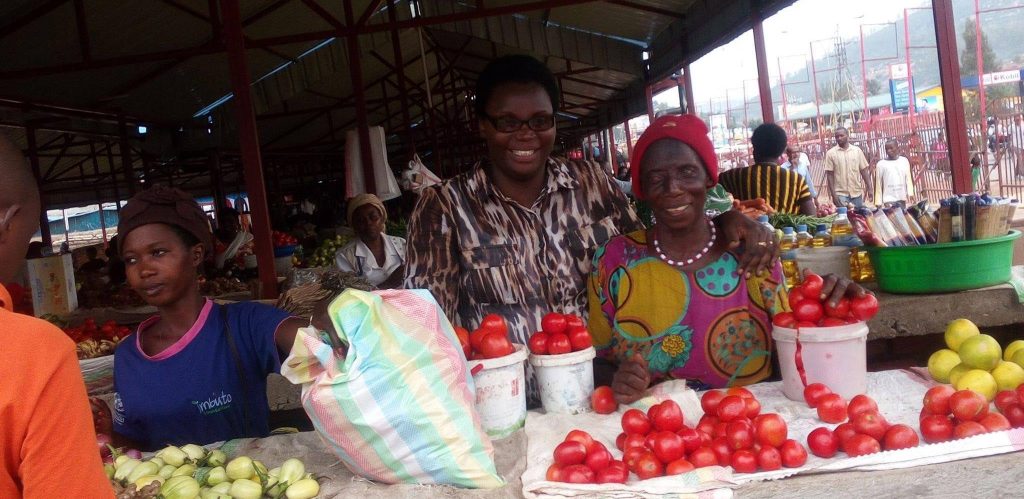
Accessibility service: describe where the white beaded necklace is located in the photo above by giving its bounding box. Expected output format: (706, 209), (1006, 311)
(652, 217), (716, 267)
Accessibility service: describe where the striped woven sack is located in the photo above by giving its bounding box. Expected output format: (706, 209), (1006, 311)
(281, 288), (504, 488)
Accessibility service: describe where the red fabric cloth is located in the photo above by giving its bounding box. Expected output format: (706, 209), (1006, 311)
(631, 114), (719, 199)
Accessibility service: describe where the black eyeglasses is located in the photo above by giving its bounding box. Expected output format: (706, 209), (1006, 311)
(482, 114), (555, 133)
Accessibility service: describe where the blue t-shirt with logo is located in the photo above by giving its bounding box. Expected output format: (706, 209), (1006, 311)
(112, 300), (289, 450)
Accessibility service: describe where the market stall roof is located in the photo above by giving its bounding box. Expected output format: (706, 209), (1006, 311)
(0, 0), (795, 208)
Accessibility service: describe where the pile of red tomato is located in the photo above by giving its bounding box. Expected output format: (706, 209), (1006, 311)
(528, 312), (592, 355)
(918, 385), (1022, 443)
(772, 272), (879, 328)
(454, 314), (516, 360)
(547, 430), (628, 484)
(271, 230), (298, 248)
(802, 383), (918, 457)
(63, 317), (131, 343)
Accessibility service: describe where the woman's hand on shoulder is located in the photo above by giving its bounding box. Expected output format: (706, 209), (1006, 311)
(612, 354), (651, 404)
(716, 210), (779, 277)
(816, 270), (871, 307)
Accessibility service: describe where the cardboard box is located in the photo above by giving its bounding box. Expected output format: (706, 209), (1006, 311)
(27, 254), (78, 317)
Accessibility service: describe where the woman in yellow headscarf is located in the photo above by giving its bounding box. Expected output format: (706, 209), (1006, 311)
(335, 194), (407, 288)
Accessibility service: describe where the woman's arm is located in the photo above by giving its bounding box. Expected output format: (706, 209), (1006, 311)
(273, 316), (312, 360)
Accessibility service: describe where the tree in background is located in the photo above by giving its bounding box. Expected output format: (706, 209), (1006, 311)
(960, 18), (1015, 120)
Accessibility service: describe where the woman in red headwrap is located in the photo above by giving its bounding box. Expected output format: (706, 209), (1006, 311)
(587, 115), (869, 403)
(91, 185), (310, 450)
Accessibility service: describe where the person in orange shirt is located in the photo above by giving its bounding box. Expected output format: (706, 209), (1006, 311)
(0, 134), (113, 498)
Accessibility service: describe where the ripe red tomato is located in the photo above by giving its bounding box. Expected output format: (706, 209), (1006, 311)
(816, 393), (848, 424)
(564, 429), (595, 450)
(803, 383), (832, 408)
(882, 424), (920, 450)
(844, 434), (881, 457)
(479, 313), (508, 335)
(665, 458), (695, 475)
(623, 446), (647, 470)
(779, 439), (807, 468)
(832, 422), (859, 452)
(919, 415), (954, 443)
(585, 446), (612, 472)
(993, 390), (1020, 414)
(949, 390), (988, 422)
(772, 311), (797, 328)
(454, 326), (471, 358)
(567, 326), (592, 351)
(615, 432), (626, 451)
(527, 331), (549, 355)
(621, 409), (652, 436)
(710, 437), (733, 465)
(688, 447), (718, 468)
(565, 314), (586, 329)
(644, 432), (658, 452)
(701, 390), (726, 415)
(824, 297), (850, 318)
(923, 385), (956, 416)
(677, 426), (703, 453)
(717, 395), (747, 422)
(478, 331), (514, 359)
(650, 431), (686, 464)
(591, 386), (618, 414)
(819, 317), (847, 327)
(726, 386), (755, 399)
(849, 294), (879, 321)
(469, 328), (489, 352)
(553, 440), (587, 466)
(651, 400), (685, 432)
(634, 452), (664, 480)
(730, 449), (758, 473)
(851, 411), (889, 441)
(793, 300), (825, 323)
(541, 312), (568, 335)
(953, 421), (987, 439)
(744, 397), (761, 419)
(801, 273), (824, 298)
(561, 464), (595, 483)
(753, 413), (788, 448)
(978, 412), (1011, 432)
(545, 463), (564, 481)
(725, 420), (755, 450)
(1002, 404), (1024, 428)
(847, 394), (879, 419)
(756, 445), (782, 471)
(622, 433), (647, 450)
(595, 461), (628, 483)
(806, 427), (838, 458)
(788, 286), (807, 308)
(695, 415), (718, 438)
(546, 333), (572, 355)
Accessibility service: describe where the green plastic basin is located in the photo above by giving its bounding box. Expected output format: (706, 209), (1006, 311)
(865, 230), (1020, 294)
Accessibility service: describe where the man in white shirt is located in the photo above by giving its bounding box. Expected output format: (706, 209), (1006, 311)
(783, 146), (818, 201)
(873, 139), (914, 208)
(1010, 115), (1024, 178)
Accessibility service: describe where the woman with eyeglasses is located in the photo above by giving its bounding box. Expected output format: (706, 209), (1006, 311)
(404, 55), (778, 404)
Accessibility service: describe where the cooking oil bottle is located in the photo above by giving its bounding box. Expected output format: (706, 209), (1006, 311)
(811, 224), (832, 248)
(780, 226), (800, 287)
(796, 224), (814, 248)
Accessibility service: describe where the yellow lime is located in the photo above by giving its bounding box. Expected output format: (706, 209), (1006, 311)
(991, 361), (1024, 392)
(948, 363), (971, 386)
(944, 318), (979, 351)
(1012, 349), (1024, 370)
(927, 349), (961, 383)
(958, 334), (1001, 371)
(953, 369), (998, 401)
(1004, 340), (1024, 362)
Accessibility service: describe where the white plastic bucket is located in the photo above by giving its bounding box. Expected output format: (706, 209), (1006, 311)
(467, 343), (529, 439)
(794, 247), (851, 280)
(772, 322), (868, 401)
(529, 346), (596, 414)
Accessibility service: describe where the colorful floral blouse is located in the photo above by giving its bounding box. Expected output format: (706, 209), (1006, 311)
(587, 230), (789, 388)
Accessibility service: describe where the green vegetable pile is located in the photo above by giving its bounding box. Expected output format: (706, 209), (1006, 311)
(768, 213), (836, 231)
(306, 234), (352, 268)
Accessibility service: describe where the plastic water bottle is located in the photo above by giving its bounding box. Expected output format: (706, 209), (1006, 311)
(780, 227), (800, 287)
(812, 224), (832, 248)
(796, 224), (814, 248)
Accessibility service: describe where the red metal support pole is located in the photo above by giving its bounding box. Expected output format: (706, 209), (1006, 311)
(904, 9), (916, 130)
(975, 0), (986, 141)
(645, 85), (655, 122)
(345, 1), (377, 195)
(932, 0), (972, 194)
(25, 126), (53, 247)
(752, 8), (774, 123)
(777, 58), (789, 132)
(222, 0), (278, 298)
(683, 65), (696, 116)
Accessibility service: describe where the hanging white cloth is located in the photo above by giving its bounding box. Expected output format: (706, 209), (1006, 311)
(399, 153), (442, 193)
(344, 126), (401, 201)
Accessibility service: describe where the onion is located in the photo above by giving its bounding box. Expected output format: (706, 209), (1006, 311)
(125, 448), (143, 459)
(96, 433), (112, 458)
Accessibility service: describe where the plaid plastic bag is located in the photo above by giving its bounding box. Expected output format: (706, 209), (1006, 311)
(281, 288), (504, 488)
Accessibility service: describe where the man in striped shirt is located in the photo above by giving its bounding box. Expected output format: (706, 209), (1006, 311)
(718, 123), (815, 215)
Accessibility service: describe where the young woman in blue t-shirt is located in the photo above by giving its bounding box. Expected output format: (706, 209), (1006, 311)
(91, 186), (309, 451)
